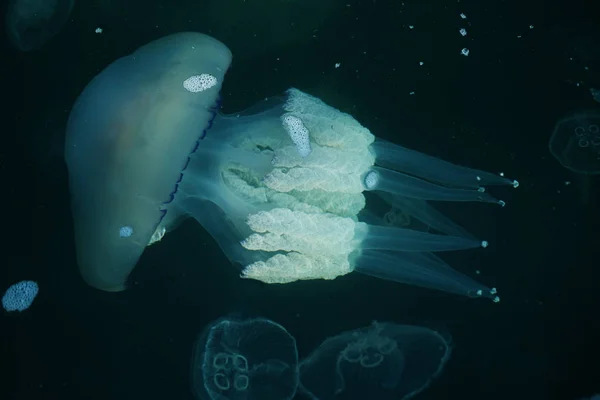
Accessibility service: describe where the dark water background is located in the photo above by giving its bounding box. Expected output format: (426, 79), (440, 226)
(1, 0), (599, 399)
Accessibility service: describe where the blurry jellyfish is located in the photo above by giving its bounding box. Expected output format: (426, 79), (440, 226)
(190, 317), (299, 400)
(550, 110), (600, 174)
(591, 88), (600, 103)
(2, 280), (39, 312)
(299, 321), (451, 400)
(5, 0), (74, 51)
(549, 110), (600, 205)
(383, 207), (411, 227)
(65, 32), (517, 301)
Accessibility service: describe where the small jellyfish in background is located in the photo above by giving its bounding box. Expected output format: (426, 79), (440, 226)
(549, 110), (600, 205)
(5, 0), (74, 51)
(299, 321), (451, 400)
(579, 394), (600, 400)
(383, 206), (411, 227)
(591, 88), (600, 103)
(2, 280), (39, 312)
(190, 317), (299, 400)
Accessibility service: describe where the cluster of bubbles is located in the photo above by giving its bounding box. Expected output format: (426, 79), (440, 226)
(2, 280), (39, 312)
(190, 317), (451, 400)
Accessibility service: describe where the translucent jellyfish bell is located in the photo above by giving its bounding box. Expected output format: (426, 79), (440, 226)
(6, 0), (74, 51)
(549, 110), (600, 205)
(190, 317), (299, 400)
(65, 32), (232, 291)
(299, 322), (451, 400)
(549, 110), (600, 174)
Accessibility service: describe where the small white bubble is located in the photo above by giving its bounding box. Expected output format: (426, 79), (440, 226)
(95, 27), (103, 34)
(334, 62), (341, 68)
(460, 13), (467, 19)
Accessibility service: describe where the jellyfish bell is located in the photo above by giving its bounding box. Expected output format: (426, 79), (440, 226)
(190, 317), (299, 400)
(65, 32), (232, 291)
(6, 0), (74, 51)
(300, 322), (450, 400)
(549, 109), (600, 175)
(549, 109), (600, 206)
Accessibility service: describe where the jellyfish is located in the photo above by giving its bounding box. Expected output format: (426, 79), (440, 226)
(298, 321), (451, 400)
(65, 32), (518, 300)
(5, 0), (74, 51)
(2, 280), (39, 312)
(550, 110), (600, 174)
(549, 110), (600, 205)
(190, 317), (299, 400)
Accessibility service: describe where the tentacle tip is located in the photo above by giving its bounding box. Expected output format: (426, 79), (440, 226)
(481, 240), (489, 248)
(512, 180), (519, 188)
(498, 199), (506, 207)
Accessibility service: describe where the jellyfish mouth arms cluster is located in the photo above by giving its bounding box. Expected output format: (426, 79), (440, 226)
(215, 88), (515, 302)
(231, 89), (375, 284)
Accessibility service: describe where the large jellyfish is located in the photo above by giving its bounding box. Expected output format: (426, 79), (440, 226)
(549, 110), (600, 205)
(298, 321), (451, 400)
(190, 317), (299, 400)
(5, 0), (74, 51)
(65, 32), (518, 300)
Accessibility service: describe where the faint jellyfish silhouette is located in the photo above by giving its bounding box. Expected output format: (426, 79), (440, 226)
(549, 110), (600, 205)
(383, 207), (411, 227)
(579, 394), (600, 400)
(5, 0), (74, 51)
(299, 321), (451, 400)
(191, 317), (299, 400)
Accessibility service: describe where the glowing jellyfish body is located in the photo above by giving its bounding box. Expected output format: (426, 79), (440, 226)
(65, 32), (232, 292)
(549, 110), (600, 174)
(299, 322), (451, 400)
(2, 280), (39, 312)
(5, 0), (74, 51)
(191, 317), (299, 400)
(66, 32), (516, 300)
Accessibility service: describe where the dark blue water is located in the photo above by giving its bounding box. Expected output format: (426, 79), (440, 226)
(2, 0), (599, 399)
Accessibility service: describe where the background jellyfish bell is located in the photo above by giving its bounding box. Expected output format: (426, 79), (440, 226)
(190, 317), (299, 400)
(549, 109), (600, 206)
(549, 109), (600, 174)
(6, 0), (74, 51)
(300, 322), (450, 400)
